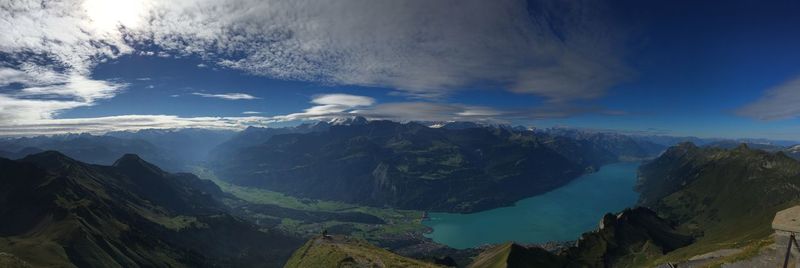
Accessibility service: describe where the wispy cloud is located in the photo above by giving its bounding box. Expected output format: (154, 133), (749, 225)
(0, 0), (633, 134)
(271, 93), (611, 123)
(0, 66), (125, 123)
(737, 76), (800, 120)
(0, 115), (269, 137)
(191, 92), (259, 100)
(0, 0), (133, 124)
(0, 93), (621, 136)
(139, 0), (631, 100)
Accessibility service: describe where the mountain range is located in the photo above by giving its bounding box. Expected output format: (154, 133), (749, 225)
(3, 119), (800, 267)
(209, 119), (665, 212)
(284, 142), (800, 267)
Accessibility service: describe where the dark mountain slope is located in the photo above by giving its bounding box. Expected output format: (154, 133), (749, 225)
(636, 143), (800, 261)
(212, 121), (613, 212)
(559, 207), (692, 267)
(0, 152), (301, 268)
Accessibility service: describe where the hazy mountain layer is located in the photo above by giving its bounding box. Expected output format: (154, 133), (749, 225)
(107, 128), (237, 167)
(0, 134), (178, 170)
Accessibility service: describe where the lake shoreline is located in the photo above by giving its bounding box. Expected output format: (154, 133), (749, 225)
(422, 162), (643, 249)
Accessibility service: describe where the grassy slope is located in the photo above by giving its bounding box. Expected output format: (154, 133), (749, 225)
(0, 252), (34, 268)
(284, 235), (440, 268)
(192, 166), (427, 241)
(467, 243), (513, 268)
(468, 242), (566, 268)
(641, 146), (800, 265)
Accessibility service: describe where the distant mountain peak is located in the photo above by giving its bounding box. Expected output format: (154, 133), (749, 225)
(788, 144), (800, 153)
(20, 150), (80, 170)
(735, 143), (750, 150)
(112, 154), (164, 174)
(441, 121), (483, 130)
(328, 116), (368, 126)
(676, 141), (698, 149)
(114, 153), (144, 164)
(27, 150), (70, 159)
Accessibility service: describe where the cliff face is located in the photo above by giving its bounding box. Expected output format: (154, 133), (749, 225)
(560, 207), (692, 267)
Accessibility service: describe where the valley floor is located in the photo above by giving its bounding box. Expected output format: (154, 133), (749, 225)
(190, 166), (473, 261)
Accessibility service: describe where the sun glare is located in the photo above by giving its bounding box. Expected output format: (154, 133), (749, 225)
(83, 0), (148, 32)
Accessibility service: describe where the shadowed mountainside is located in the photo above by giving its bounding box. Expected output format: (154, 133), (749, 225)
(635, 142), (800, 262)
(0, 151), (302, 268)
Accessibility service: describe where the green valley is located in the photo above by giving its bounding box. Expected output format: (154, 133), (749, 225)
(191, 166), (431, 246)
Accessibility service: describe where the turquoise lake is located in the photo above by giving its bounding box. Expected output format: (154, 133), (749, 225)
(422, 162), (641, 249)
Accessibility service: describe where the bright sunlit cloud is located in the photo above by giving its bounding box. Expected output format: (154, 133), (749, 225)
(83, 0), (150, 32)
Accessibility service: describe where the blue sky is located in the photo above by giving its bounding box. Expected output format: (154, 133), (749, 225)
(1, 0), (800, 140)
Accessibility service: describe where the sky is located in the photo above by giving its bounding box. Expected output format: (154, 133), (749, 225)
(1, 0), (800, 140)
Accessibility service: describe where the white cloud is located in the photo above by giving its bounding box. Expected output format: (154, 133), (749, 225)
(0, 0), (133, 125)
(312, 94), (375, 107)
(355, 102), (506, 123)
(270, 93), (602, 123)
(0, 67), (30, 86)
(0, 114), (270, 137)
(16, 74), (122, 102)
(191, 92), (259, 100)
(0, 0), (633, 135)
(0, 0), (139, 72)
(135, 0), (630, 100)
(272, 94), (374, 121)
(737, 76), (800, 120)
(0, 93), (619, 136)
(0, 66), (125, 124)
